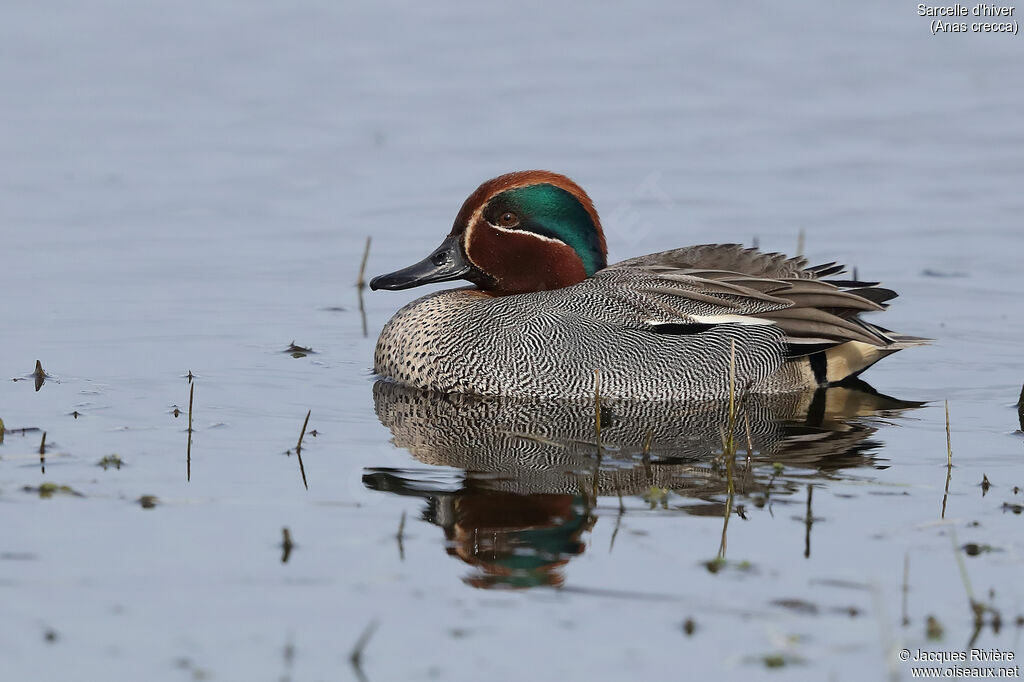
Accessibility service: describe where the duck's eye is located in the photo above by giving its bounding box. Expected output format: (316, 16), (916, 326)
(498, 212), (519, 227)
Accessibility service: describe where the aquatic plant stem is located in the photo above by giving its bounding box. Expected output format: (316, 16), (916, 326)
(718, 340), (738, 560)
(295, 410), (311, 490)
(396, 511), (406, 561)
(349, 619), (379, 682)
(591, 369), (603, 501)
(941, 400), (952, 518)
(356, 236), (372, 290)
(949, 525), (985, 648)
(901, 553), (910, 627)
(945, 400), (952, 467)
(187, 382), (194, 482)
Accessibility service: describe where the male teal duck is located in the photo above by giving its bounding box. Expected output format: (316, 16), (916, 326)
(370, 171), (924, 400)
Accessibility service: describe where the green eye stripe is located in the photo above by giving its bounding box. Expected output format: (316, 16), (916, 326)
(487, 184), (605, 275)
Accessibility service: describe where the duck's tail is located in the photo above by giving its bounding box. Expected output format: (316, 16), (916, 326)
(804, 326), (930, 386)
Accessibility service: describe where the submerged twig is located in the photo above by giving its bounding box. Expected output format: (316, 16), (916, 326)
(803, 484), (814, 559)
(357, 236), (372, 338)
(741, 410), (755, 491)
(941, 400), (952, 518)
(349, 620), (379, 679)
(950, 526), (985, 648)
(358, 289), (368, 339)
(641, 429), (654, 479)
(728, 340), (736, 438)
(281, 527), (294, 564)
(609, 487), (625, 553)
(295, 410), (311, 490)
(396, 511), (406, 561)
(718, 341), (738, 560)
(945, 400), (953, 467)
(901, 553), (910, 627)
(356, 236), (372, 290)
(296, 409), (311, 452)
(717, 457), (735, 561)
(1017, 383), (1023, 431)
(591, 370), (603, 501)
(187, 382), (194, 482)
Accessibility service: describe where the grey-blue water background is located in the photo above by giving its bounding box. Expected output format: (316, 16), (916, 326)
(2, 2), (1022, 680)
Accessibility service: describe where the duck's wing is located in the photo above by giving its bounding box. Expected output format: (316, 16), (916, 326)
(597, 244), (926, 355)
(608, 243), (816, 279)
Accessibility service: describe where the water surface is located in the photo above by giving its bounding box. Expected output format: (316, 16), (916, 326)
(2, 2), (1022, 680)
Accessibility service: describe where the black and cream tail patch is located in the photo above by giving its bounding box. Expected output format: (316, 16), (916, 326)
(809, 341), (902, 385)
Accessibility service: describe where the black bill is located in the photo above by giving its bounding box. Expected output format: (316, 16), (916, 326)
(369, 234), (475, 291)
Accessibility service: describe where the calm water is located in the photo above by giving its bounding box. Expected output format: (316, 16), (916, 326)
(2, 2), (1022, 680)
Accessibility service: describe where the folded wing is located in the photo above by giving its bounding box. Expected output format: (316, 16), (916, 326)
(595, 244), (926, 370)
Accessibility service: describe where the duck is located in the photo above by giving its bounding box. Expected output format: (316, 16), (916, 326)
(369, 171), (925, 401)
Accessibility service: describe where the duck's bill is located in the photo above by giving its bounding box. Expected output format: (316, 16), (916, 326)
(369, 235), (475, 291)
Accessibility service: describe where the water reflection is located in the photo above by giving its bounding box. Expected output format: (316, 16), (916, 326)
(364, 380), (921, 589)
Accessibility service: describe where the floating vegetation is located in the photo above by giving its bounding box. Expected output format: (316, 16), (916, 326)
(33, 360), (47, 391)
(137, 495), (158, 509)
(97, 454), (124, 470)
(642, 486), (670, 509)
(949, 527), (1009, 647)
(681, 618), (696, 636)
(771, 598), (819, 615)
(926, 614), (945, 640)
(921, 269), (968, 278)
(24, 483), (84, 499)
(11, 360), (52, 392)
(284, 341), (315, 358)
(745, 652), (805, 669)
(703, 557), (754, 575)
(961, 543), (999, 556)
(763, 654), (790, 669)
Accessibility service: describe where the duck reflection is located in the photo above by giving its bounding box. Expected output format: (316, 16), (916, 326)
(364, 380), (921, 589)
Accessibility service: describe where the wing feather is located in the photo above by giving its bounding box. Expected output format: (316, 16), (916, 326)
(594, 244), (909, 354)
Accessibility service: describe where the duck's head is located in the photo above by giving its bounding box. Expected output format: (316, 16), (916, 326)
(369, 171), (607, 295)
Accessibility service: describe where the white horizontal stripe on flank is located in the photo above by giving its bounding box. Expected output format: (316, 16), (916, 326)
(687, 314), (776, 326)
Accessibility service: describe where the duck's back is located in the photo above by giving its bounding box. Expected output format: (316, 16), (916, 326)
(373, 245), (923, 400)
